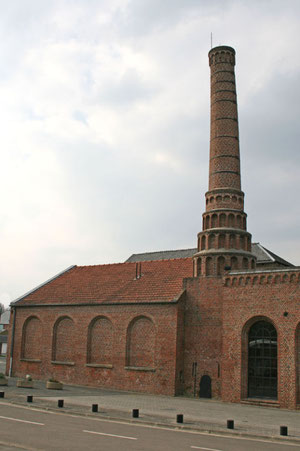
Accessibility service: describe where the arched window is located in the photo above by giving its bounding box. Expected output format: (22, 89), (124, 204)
(197, 258), (202, 276)
(208, 234), (216, 249)
(211, 214), (218, 228)
(231, 256), (238, 270)
(229, 234), (236, 249)
(218, 234), (225, 248)
(242, 258), (248, 269)
(236, 215), (242, 229)
(205, 216), (210, 229)
(201, 235), (206, 250)
(248, 321), (277, 399)
(217, 256), (225, 276)
(247, 236), (251, 251)
(219, 214), (226, 227)
(206, 257), (213, 275)
(228, 213), (235, 228)
(21, 316), (42, 360)
(126, 316), (155, 368)
(52, 317), (75, 363)
(87, 317), (113, 365)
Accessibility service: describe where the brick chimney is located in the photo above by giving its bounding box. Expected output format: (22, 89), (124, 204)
(194, 46), (256, 277)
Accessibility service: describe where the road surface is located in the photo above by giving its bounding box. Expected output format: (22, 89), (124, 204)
(0, 404), (298, 450)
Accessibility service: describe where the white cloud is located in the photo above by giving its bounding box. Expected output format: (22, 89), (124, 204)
(0, 0), (300, 307)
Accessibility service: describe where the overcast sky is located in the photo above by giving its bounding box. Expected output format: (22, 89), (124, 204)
(1, 0), (300, 308)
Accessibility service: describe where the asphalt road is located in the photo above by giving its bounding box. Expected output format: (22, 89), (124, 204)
(0, 404), (298, 451)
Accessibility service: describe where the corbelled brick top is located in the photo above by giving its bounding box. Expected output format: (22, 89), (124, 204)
(15, 258), (193, 306)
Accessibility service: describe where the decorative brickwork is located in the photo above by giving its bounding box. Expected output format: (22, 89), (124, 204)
(52, 316), (75, 363)
(87, 316), (113, 365)
(194, 46), (255, 276)
(126, 316), (156, 368)
(21, 316), (42, 360)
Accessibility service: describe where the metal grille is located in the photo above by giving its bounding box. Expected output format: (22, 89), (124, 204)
(248, 321), (277, 399)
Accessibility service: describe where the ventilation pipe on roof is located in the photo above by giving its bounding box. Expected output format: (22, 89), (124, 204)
(135, 262), (142, 279)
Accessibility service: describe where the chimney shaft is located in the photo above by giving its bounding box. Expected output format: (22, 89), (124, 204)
(208, 46), (241, 192)
(193, 46), (256, 277)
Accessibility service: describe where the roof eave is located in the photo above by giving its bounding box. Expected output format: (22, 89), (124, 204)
(11, 265), (76, 306)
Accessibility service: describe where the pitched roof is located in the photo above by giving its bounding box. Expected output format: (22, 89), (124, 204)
(126, 248), (197, 262)
(126, 243), (293, 267)
(15, 259), (193, 306)
(252, 243), (293, 267)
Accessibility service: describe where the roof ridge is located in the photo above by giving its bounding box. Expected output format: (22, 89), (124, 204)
(77, 257), (193, 268)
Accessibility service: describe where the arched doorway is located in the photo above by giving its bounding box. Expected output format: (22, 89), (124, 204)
(248, 321), (277, 399)
(199, 375), (212, 398)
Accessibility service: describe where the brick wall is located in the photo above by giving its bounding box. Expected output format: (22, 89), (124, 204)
(182, 276), (223, 398)
(7, 301), (182, 396)
(222, 270), (300, 408)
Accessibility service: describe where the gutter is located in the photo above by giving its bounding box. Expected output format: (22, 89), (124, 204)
(9, 306), (16, 377)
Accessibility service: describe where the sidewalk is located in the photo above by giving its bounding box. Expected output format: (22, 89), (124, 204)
(0, 375), (299, 444)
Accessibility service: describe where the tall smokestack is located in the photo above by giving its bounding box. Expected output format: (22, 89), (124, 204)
(208, 46), (240, 192)
(193, 46), (256, 277)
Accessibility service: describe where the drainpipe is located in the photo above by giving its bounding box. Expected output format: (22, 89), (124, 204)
(9, 305), (16, 377)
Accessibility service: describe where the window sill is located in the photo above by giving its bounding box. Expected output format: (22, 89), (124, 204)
(86, 364), (113, 369)
(125, 366), (156, 372)
(51, 361), (75, 366)
(20, 359), (41, 363)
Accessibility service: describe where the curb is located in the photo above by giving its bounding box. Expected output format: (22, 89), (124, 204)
(1, 398), (300, 446)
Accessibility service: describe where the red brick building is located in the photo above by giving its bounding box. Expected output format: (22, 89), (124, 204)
(6, 46), (300, 409)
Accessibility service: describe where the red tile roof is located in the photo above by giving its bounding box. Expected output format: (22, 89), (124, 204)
(17, 258), (194, 305)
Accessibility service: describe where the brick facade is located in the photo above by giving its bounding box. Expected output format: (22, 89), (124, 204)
(6, 46), (300, 409)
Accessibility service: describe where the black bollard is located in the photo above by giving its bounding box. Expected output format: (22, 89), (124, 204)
(227, 419), (234, 429)
(58, 399), (64, 408)
(280, 426), (288, 436)
(27, 395), (33, 403)
(0, 392), (4, 398)
(176, 414), (184, 424)
(92, 404), (98, 413)
(132, 409), (139, 418)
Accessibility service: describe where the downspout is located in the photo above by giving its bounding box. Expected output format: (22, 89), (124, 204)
(9, 305), (16, 377)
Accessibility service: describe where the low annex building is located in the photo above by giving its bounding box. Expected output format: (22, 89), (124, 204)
(6, 46), (300, 409)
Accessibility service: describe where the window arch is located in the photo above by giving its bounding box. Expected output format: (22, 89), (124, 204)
(228, 213), (235, 228)
(211, 214), (218, 228)
(242, 258), (248, 270)
(208, 234), (216, 249)
(248, 320), (277, 399)
(87, 316), (113, 365)
(231, 256), (238, 270)
(126, 316), (155, 368)
(196, 257), (202, 276)
(218, 233), (225, 248)
(206, 257), (213, 275)
(21, 316), (42, 360)
(205, 216), (210, 229)
(219, 213), (226, 227)
(229, 234), (236, 249)
(52, 316), (75, 363)
(201, 235), (206, 250)
(217, 256), (225, 276)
